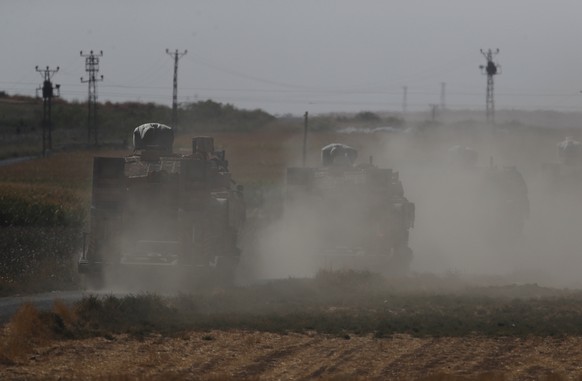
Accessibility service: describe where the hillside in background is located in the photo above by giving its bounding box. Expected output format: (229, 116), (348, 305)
(1, 91), (581, 160)
(0, 94), (405, 159)
(0, 93), (276, 154)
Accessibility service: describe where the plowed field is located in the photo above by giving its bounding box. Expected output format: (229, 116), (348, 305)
(3, 330), (582, 380)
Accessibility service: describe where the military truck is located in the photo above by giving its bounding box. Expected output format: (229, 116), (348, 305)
(446, 145), (530, 243)
(78, 123), (245, 290)
(541, 137), (582, 193)
(285, 143), (415, 274)
(479, 165), (530, 241)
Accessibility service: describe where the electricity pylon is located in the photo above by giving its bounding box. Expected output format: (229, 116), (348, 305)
(35, 65), (60, 155)
(81, 50), (104, 145)
(479, 49), (501, 124)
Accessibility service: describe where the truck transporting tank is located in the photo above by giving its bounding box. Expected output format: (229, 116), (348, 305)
(285, 143), (415, 274)
(78, 123), (245, 290)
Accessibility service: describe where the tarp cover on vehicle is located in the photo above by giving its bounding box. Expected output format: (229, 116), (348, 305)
(321, 143), (358, 166)
(133, 123), (174, 152)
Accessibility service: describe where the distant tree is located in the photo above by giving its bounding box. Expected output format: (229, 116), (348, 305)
(384, 115), (405, 127)
(355, 111), (381, 122)
(181, 99), (274, 131)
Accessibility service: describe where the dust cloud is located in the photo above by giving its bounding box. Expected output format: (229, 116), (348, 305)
(251, 199), (324, 279)
(245, 138), (415, 281)
(375, 123), (582, 288)
(246, 122), (582, 289)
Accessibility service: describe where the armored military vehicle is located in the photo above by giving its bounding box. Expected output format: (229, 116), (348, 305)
(285, 143), (415, 274)
(78, 123), (245, 290)
(479, 165), (530, 241)
(541, 137), (582, 193)
(446, 145), (529, 243)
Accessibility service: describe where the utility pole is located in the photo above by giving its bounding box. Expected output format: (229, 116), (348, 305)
(429, 104), (438, 123)
(80, 50), (104, 146)
(166, 49), (187, 129)
(440, 82), (446, 111)
(402, 86), (408, 117)
(479, 49), (501, 124)
(35, 65), (60, 156)
(302, 111), (308, 167)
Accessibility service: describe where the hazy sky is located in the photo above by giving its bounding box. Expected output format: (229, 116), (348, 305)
(2, 0), (582, 115)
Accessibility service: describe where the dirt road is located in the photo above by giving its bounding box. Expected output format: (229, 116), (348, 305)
(3, 330), (582, 380)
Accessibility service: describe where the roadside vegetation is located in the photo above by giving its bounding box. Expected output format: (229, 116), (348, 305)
(0, 151), (97, 295)
(4, 270), (582, 381)
(69, 274), (582, 339)
(5, 271), (582, 342)
(0, 158), (89, 292)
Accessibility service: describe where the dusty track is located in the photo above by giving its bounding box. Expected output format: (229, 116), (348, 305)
(3, 330), (582, 380)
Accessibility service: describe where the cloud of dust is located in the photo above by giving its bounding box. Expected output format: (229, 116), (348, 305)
(374, 124), (582, 288)
(252, 199), (325, 279)
(242, 123), (582, 289)
(247, 138), (414, 280)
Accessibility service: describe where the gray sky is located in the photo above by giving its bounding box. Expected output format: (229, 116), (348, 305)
(1, 0), (582, 115)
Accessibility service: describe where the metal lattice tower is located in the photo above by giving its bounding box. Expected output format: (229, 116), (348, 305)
(80, 50), (103, 146)
(35, 65), (60, 155)
(166, 49), (187, 129)
(479, 49), (501, 124)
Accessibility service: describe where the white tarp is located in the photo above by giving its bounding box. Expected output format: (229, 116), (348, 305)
(133, 123), (174, 151)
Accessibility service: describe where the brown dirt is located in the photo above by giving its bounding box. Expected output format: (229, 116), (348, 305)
(2, 330), (582, 380)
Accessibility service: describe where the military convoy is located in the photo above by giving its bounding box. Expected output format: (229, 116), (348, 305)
(78, 123), (245, 289)
(78, 121), (539, 287)
(285, 143), (415, 274)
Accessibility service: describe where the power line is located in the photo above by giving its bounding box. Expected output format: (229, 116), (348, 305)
(80, 50), (104, 146)
(123, 55), (168, 86)
(3, 78), (582, 99)
(6, 74), (582, 113)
